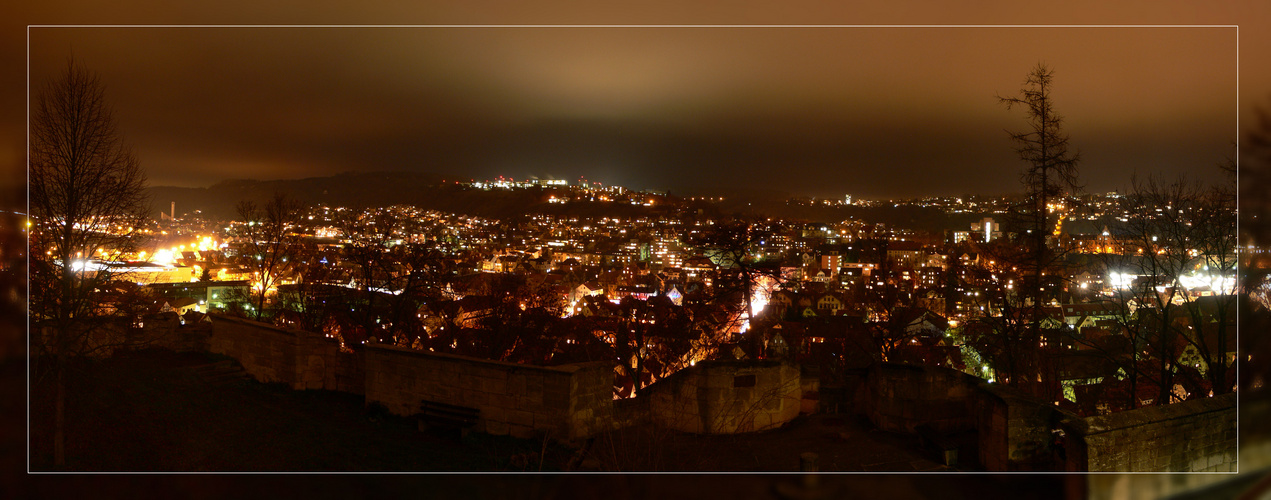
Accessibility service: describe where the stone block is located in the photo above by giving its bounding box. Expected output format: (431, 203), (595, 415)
(483, 406), (506, 423)
(508, 374), (527, 394)
(439, 371), (460, 387)
(480, 366), (509, 381)
(448, 373), (472, 390)
(484, 377), (508, 394)
(508, 409), (535, 427)
(544, 375), (570, 394)
(488, 393), (516, 410)
(754, 411), (774, 430)
(524, 387), (545, 408)
(531, 411), (560, 429)
(509, 424), (535, 439)
(544, 390), (569, 410)
(485, 420), (509, 436)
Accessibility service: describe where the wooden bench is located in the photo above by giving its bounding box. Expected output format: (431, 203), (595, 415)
(915, 423), (960, 467)
(418, 399), (479, 438)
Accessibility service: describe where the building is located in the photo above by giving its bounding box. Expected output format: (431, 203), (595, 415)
(971, 218), (1002, 243)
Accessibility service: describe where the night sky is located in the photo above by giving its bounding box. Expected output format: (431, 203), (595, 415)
(6, 2), (1269, 200)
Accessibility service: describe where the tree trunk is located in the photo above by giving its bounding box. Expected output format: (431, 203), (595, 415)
(54, 358), (65, 467)
(1129, 345), (1138, 410)
(1158, 332), (1173, 405)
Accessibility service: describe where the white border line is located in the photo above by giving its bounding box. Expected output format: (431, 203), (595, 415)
(27, 24), (1239, 28)
(25, 23), (1241, 476)
(25, 24), (31, 477)
(1235, 23), (1241, 478)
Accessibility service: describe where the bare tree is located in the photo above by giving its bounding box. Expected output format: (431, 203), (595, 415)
(29, 61), (149, 466)
(383, 244), (456, 347)
(1077, 169), (1237, 410)
(993, 63), (1082, 396)
(234, 193), (301, 321)
(688, 218), (785, 351)
(962, 241), (1056, 395)
(1175, 165), (1238, 396)
(275, 242), (344, 332)
(1128, 175), (1206, 403)
(999, 63), (1083, 240)
(336, 207), (403, 339)
(1242, 104), (1271, 394)
(999, 62), (1082, 296)
(1086, 176), (1203, 408)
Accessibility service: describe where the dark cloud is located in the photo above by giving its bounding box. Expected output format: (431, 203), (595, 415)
(8, 3), (1266, 201)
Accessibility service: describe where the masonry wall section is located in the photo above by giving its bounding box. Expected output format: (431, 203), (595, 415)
(1064, 393), (1236, 472)
(205, 314), (363, 394)
(857, 363), (1237, 472)
(860, 363), (979, 435)
(363, 344), (612, 440)
(641, 360), (801, 434)
(141, 312), (211, 353)
(859, 363), (1071, 470)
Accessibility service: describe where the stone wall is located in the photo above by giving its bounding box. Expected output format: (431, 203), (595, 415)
(612, 396), (650, 430)
(140, 312), (211, 353)
(856, 363), (1237, 472)
(640, 360), (802, 434)
(362, 344), (612, 440)
(858, 363), (1067, 471)
(799, 365), (820, 414)
(1062, 392), (1236, 472)
(978, 390), (1060, 471)
(859, 363), (981, 434)
(205, 314), (363, 394)
(1083, 392), (1268, 499)
(565, 361), (616, 438)
(191, 314), (856, 442)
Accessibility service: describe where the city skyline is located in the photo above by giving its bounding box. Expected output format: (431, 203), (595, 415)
(24, 25), (1237, 199)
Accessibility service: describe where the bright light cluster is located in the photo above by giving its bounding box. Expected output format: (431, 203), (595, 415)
(1178, 272), (1235, 294)
(151, 248), (175, 266)
(1108, 272), (1135, 289)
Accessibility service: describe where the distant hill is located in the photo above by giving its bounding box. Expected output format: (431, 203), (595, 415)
(704, 194), (981, 234)
(148, 171), (1012, 233)
(149, 171), (443, 219)
(147, 171), (683, 222)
